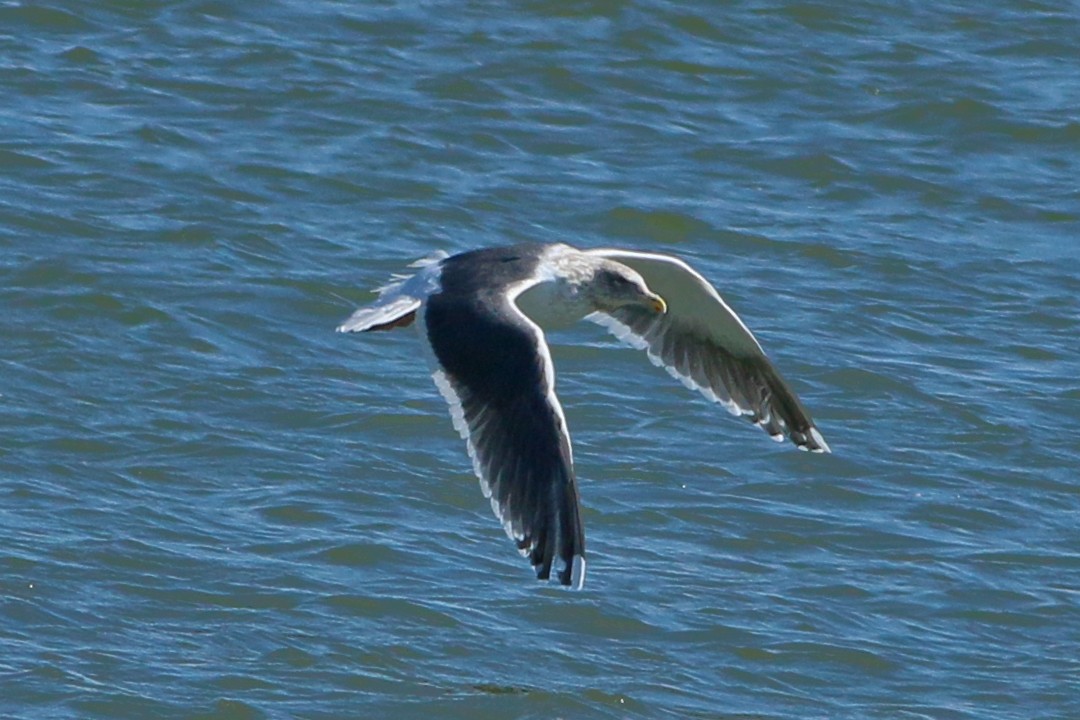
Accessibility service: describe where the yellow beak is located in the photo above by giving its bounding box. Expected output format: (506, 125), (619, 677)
(650, 294), (667, 314)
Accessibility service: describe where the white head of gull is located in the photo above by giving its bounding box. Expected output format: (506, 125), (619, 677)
(337, 243), (830, 589)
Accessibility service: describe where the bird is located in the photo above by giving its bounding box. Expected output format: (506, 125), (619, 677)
(337, 242), (829, 588)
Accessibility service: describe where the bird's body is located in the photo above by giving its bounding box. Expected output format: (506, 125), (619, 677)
(337, 243), (829, 588)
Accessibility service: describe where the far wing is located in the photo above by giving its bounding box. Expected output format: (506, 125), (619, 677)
(336, 295), (419, 333)
(336, 251), (447, 333)
(586, 248), (829, 453)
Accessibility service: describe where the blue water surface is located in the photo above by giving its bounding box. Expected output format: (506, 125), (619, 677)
(2, 1), (1078, 718)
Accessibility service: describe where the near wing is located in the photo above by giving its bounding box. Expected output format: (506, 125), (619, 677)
(586, 248), (830, 453)
(423, 287), (587, 587)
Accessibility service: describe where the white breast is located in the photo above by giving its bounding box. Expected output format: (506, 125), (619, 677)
(512, 279), (593, 329)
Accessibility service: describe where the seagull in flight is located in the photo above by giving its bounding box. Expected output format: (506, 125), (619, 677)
(337, 243), (829, 588)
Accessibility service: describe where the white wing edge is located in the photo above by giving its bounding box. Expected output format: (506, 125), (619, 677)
(430, 367), (528, 549)
(571, 554), (586, 590)
(586, 310), (748, 419)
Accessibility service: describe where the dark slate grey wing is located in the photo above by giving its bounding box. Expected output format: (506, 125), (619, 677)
(587, 249), (830, 453)
(424, 288), (586, 587)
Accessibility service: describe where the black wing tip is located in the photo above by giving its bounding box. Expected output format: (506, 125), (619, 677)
(753, 413), (831, 453)
(794, 425), (831, 453)
(536, 554), (586, 589)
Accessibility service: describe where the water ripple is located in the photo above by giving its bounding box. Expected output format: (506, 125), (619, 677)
(2, 0), (1079, 718)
